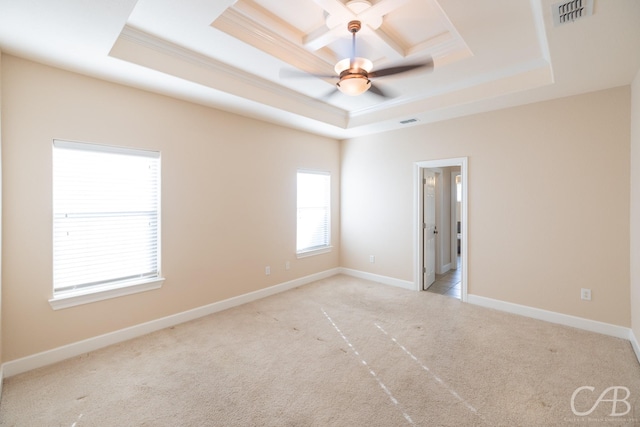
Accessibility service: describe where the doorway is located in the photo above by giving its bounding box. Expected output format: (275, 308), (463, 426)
(414, 158), (468, 302)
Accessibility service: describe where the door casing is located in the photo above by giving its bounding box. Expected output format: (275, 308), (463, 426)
(414, 157), (468, 301)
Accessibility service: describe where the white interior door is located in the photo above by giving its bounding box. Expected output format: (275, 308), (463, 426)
(424, 170), (437, 289)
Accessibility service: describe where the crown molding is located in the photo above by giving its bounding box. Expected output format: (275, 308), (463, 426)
(114, 25), (349, 128)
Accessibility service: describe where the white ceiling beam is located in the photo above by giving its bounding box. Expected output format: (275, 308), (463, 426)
(309, 0), (410, 59)
(359, 0), (412, 25)
(312, 0), (355, 22)
(304, 24), (345, 51)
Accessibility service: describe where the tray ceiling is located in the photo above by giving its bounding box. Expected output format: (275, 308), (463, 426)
(1, 0), (639, 138)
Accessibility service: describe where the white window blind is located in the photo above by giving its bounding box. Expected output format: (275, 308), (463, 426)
(53, 140), (160, 295)
(297, 171), (330, 254)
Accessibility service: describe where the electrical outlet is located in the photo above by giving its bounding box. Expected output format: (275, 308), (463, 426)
(369, 255), (375, 263)
(285, 261), (290, 271)
(265, 266), (271, 276)
(581, 288), (591, 301)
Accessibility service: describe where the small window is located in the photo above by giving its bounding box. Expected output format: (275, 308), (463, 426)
(52, 140), (162, 305)
(297, 170), (331, 256)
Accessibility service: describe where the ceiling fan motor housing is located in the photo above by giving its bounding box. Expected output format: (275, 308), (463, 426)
(348, 20), (362, 33)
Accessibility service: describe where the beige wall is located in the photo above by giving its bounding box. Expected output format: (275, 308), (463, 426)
(0, 51), (3, 368)
(1, 51), (635, 364)
(341, 87), (631, 326)
(631, 68), (640, 344)
(1, 55), (340, 362)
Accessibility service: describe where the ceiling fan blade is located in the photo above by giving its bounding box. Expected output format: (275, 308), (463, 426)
(320, 87), (341, 101)
(368, 82), (392, 98)
(369, 59), (434, 78)
(279, 68), (335, 79)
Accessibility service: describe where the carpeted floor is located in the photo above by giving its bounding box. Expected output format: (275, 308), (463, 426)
(1, 275), (639, 426)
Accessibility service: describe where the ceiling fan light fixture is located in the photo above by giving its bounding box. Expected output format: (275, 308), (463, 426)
(337, 75), (371, 96)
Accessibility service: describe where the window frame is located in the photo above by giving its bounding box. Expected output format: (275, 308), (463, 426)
(49, 139), (164, 310)
(296, 169), (332, 258)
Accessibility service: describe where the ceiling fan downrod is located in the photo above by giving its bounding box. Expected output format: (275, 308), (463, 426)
(347, 20), (361, 69)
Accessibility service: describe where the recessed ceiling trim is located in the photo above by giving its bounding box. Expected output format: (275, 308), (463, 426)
(371, 2), (471, 63)
(346, 57), (553, 125)
(427, 0), (471, 57)
(529, 0), (552, 64)
(112, 25), (348, 126)
(405, 31), (453, 57)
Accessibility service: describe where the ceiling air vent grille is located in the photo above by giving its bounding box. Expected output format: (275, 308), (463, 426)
(552, 0), (594, 27)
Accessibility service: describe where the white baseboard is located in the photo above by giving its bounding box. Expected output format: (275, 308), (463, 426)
(4, 270), (637, 379)
(630, 329), (640, 366)
(2, 268), (340, 378)
(467, 294), (631, 340)
(339, 267), (416, 291)
(438, 263), (451, 275)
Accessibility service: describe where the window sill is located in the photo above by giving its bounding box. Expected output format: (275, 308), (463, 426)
(49, 277), (165, 310)
(296, 246), (333, 259)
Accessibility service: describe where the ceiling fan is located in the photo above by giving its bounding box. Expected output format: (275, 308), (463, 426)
(282, 19), (434, 98)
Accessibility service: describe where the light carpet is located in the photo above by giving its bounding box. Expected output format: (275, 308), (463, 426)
(1, 275), (639, 426)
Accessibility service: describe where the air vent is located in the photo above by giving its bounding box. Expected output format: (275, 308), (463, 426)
(552, 0), (593, 27)
(400, 118), (418, 125)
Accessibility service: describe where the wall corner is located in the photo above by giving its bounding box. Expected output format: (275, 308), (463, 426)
(630, 66), (640, 365)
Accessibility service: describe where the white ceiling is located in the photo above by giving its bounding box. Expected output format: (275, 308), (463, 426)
(0, 0), (639, 139)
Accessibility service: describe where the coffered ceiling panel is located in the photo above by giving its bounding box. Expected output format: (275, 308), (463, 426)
(213, 0), (469, 72)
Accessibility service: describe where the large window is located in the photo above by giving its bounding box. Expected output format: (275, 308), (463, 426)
(52, 140), (162, 305)
(296, 170), (331, 256)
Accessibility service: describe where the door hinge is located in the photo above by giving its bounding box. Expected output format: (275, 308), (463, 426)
(423, 223), (426, 229)
(423, 267), (427, 273)
(423, 178), (426, 185)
